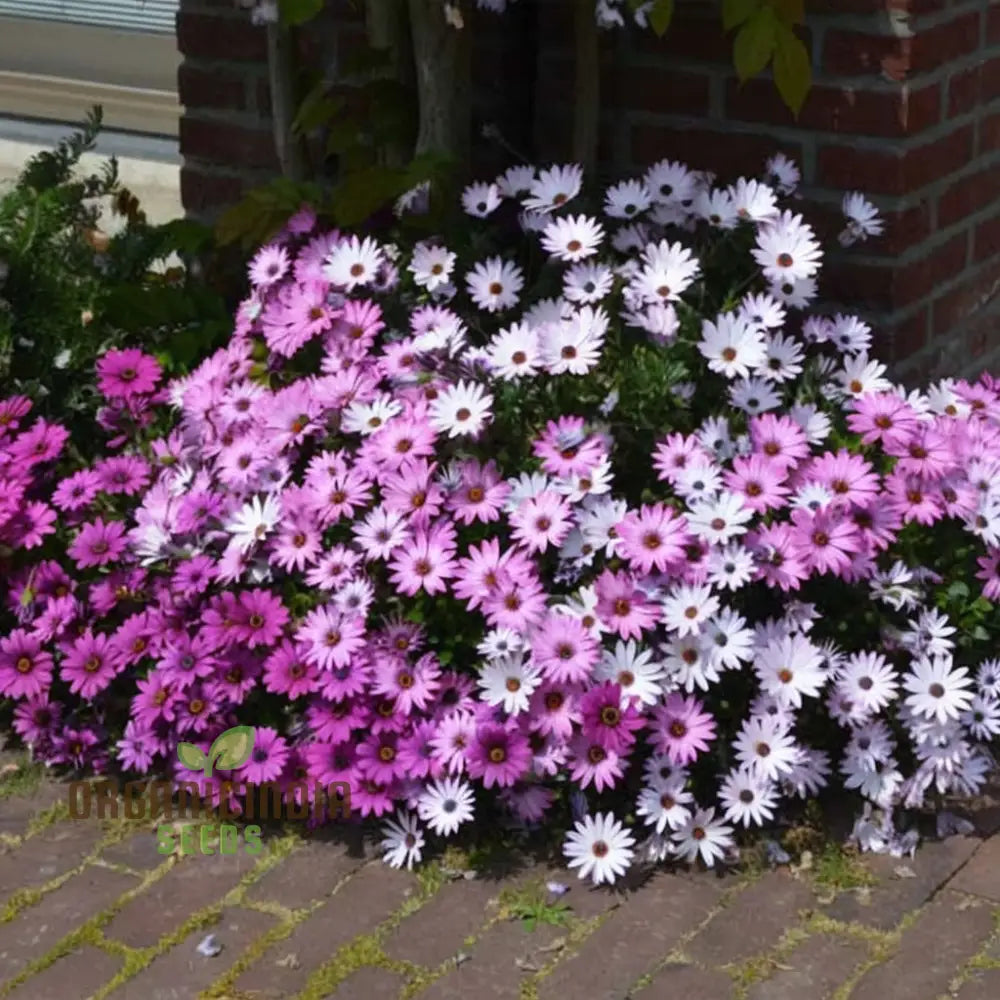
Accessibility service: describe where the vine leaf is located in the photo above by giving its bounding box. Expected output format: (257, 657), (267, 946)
(733, 5), (778, 82)
(773, 24), (812, 116)
(649, 0), (674, 36)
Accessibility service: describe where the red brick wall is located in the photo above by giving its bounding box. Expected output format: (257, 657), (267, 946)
(176, 0), (534, 215)
(177, 0), (1000, 380)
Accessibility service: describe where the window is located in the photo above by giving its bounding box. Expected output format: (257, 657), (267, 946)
(0, 5), (180, 137)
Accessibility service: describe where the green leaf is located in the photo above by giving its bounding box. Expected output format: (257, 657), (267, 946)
(208, 726), (256, 771)
(733, 6), (778, 82)
(328, 165), (409, 227)
(278, 0), (323, 26)
(176, 742), (207, 772)
(722, 0), (759, 30)
(771, 0), (805, 25)
(649, 0), (674, 35)
(772, 24), (812, 115)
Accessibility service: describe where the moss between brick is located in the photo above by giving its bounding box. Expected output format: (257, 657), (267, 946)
(0, 829), (301, 1000)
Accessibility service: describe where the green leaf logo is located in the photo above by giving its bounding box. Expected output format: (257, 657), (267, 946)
(176, 742), (207, 773)
(209, 726), (256, 772)
(175, 727), (255, 778)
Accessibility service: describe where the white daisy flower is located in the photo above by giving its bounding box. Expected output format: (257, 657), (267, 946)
(323, 235), (384, 290)
(604, 179), (652, 219)
(728, 177), (779, 224)
(408, 242), (457, 292)
(733, 715), (800, 782)
(765, 152), (800, 194)
(563, 811), (636, 885)
(224, 494), (282, 553)
(478, 654), (541, 715)
(718, 768), (778, 827)
(523, 163), (583, 213)
(380, 810), (425, 869)
(496, 164), (536, 199)
(487, 323), (541, 380)
(752, 210), (822, 284)
(466, 256), (524, 312)
(840, 191), (884, 246)
(636, 771), (693, 833)
(594, 640), (667, 706)
(671, 807), (734, 866)
(462, 181), (502, 217)
(417, 778), (475, 837)
(540, 214), (605, 261)
(903, 656), (974, 724)
(699, 313), (767, 380)
(428, 380), (493, 438)
(644, 158), (698, 204)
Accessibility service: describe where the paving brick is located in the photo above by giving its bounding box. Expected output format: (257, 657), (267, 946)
(99, 832), (168, 872)
(0, 867), (139, 981)
(0, 821), (104, 897)
(746, 934), (868, 1000)
(850, 890), (995, 1000)
(234, 863), (416, 998)
(244, 840), (366, 910)
(416, 919), (563, 1000)
(632, 961), (735, 998)
(0, 785), (65, 837)
(327, 965), (405, 998)
(686, 872), (813, 967)
(106, 907), (276, 1000)
(824, 835), (980, 929)
(947, 836), (1000, 901)
(384, 877), (502, 967)
(6, 945), (121, 1000)
(103, 852), (257, 948)
(539, 873), (720, 1000)
(956, 967), (1000, 999)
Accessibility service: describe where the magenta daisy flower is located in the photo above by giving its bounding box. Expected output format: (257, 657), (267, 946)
(530, 613), (600, 684)
(0, 630), (54, 698)
(567, 733), (626, 792)
(616, 503), (691, 575)
(371, 652), (441, 714)
(61, 631), (124, 699)
(594, 570), (660, 640)
(52, 469), (102, 512)
(68, 518), (128, 569)
(234, 588), (290, 648)
(651, 693), (717, 764)
(238, 726), (290, 783)
(263, 641), (320, 698)
(509, 490), (574, 553)
(580, 682), (644, 753)
(357, 731), (407, 784)
(96, 348), (162, 398)
(248, 243), (291, 288)
(466, 723), (531, 788)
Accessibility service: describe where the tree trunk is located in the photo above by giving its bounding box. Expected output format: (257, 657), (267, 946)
(572, 0), (600, 175)
(364, 0), (414, 168)
(407, 0), (470, 165)
(266, 22), (306, 180)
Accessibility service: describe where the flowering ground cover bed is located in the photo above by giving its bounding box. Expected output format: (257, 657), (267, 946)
(2, 154), (999, 890)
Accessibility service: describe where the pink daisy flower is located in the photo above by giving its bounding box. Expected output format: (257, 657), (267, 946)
(96, 348), (162, 398)
(651, 694), (717, 764)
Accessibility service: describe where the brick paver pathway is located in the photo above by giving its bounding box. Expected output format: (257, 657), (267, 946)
(4, 753), (1000, 1000)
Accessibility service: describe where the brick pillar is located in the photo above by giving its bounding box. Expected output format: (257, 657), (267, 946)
(536, 0), (999, 381)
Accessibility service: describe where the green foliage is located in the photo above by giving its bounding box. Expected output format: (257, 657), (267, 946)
(725, 0), (811, 115)
(278, 0), (323, 26)
(0, 107), (231, 436)
(501, 882), (573, 932)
